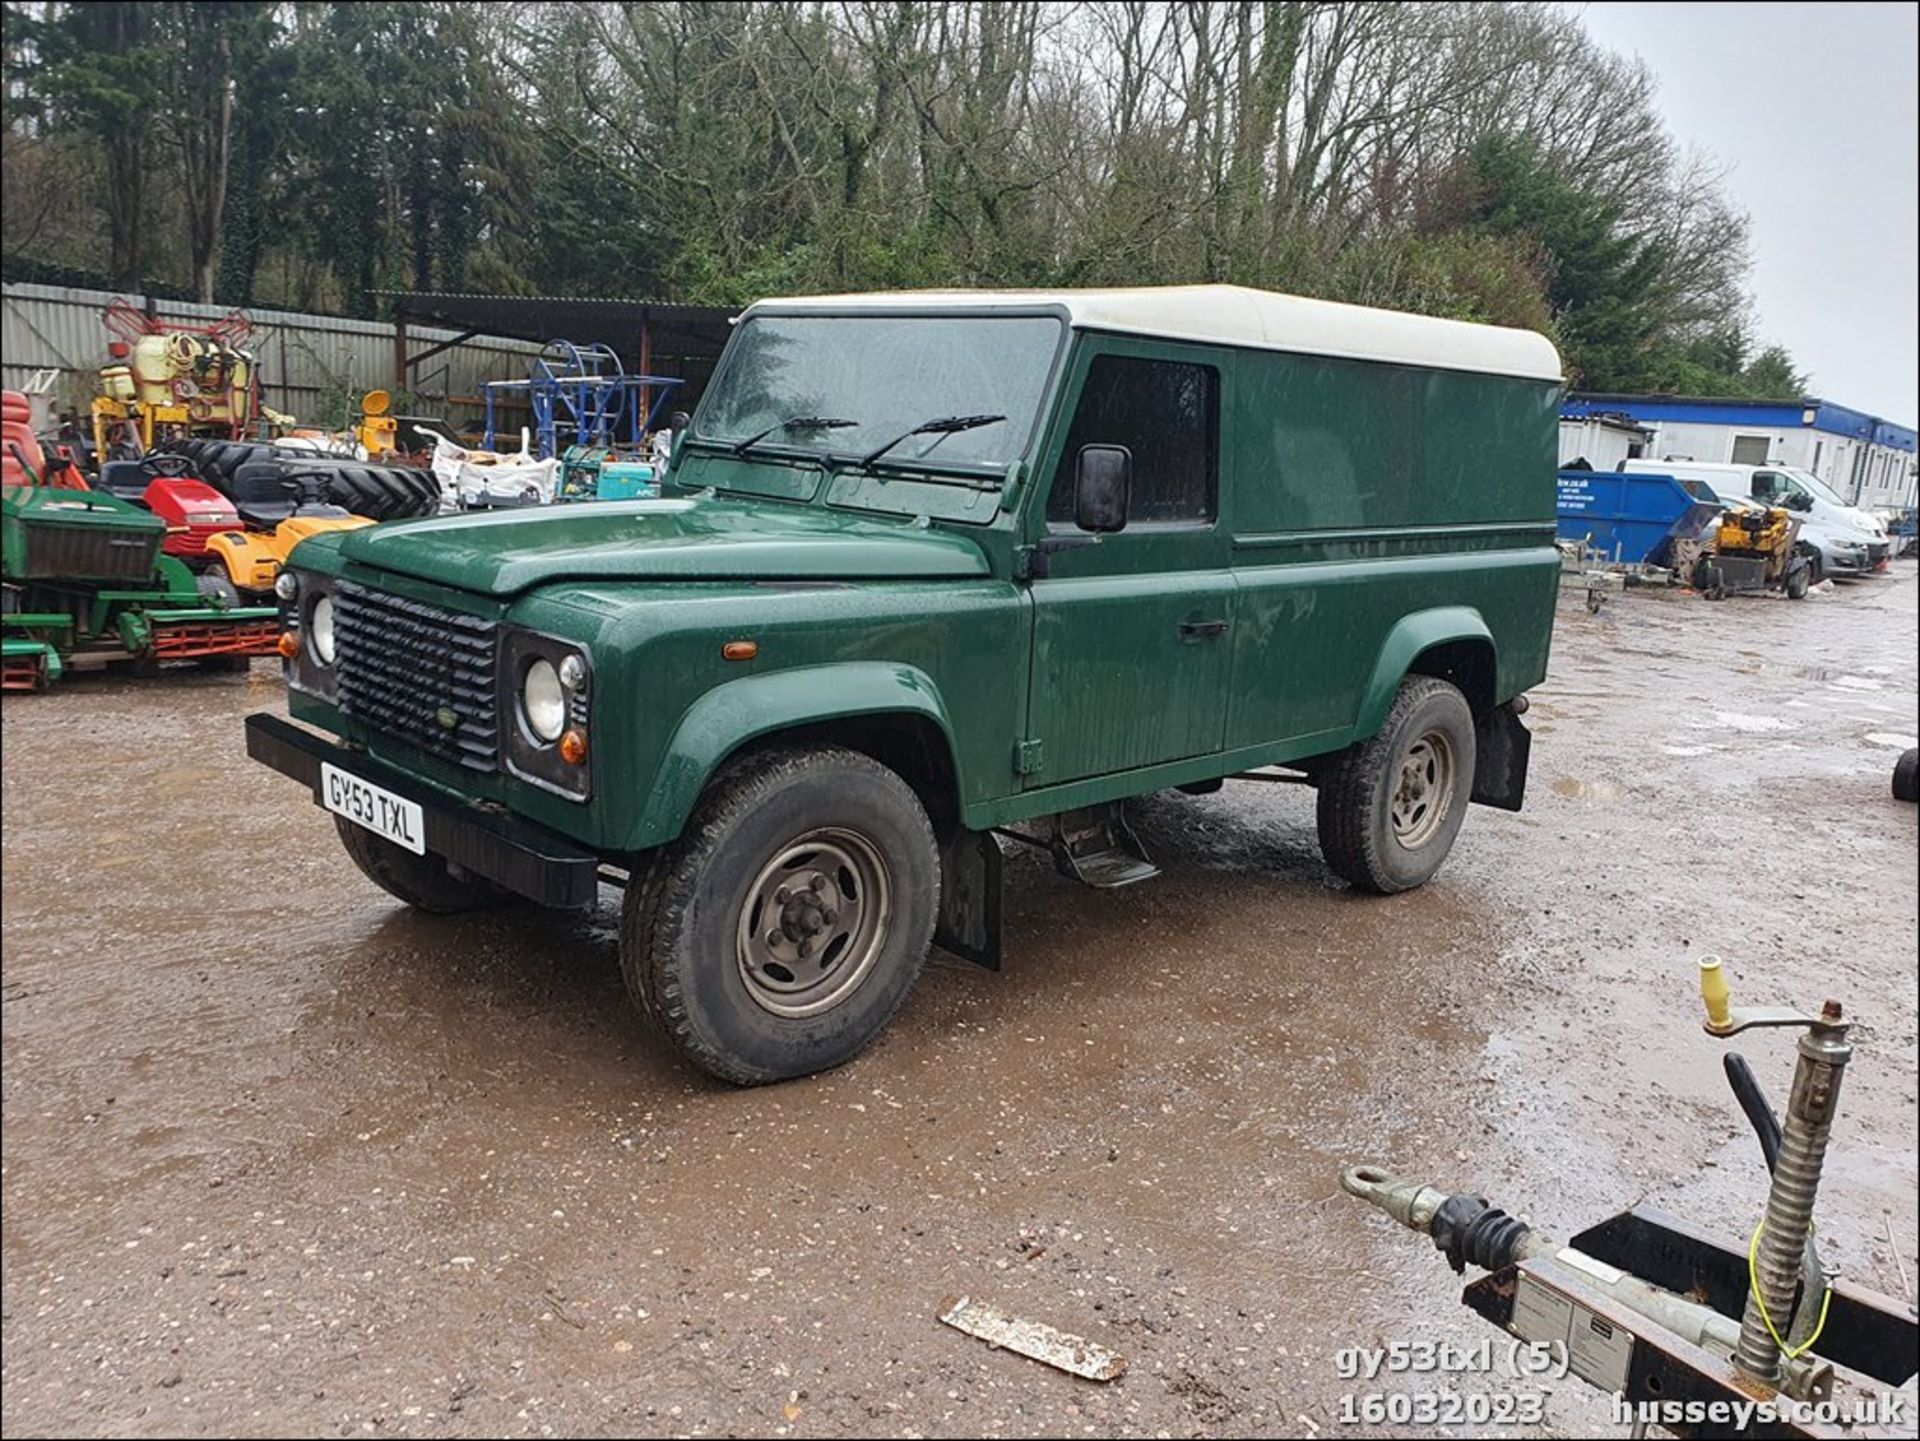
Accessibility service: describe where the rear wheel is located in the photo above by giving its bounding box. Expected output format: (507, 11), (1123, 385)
(1895, 749), (1920, 804)
(621, 746), (939, 1085)
(1316, 676), (1478, 893)
(334, 816), (500, 913)
(1784, 559), (1811, 600)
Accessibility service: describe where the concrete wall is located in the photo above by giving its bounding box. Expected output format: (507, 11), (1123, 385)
(2, 282), (546, 434)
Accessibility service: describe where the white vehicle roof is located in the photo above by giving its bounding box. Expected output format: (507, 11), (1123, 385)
(1626, 459), (1761, 473)
(746, 285), (1564, 383)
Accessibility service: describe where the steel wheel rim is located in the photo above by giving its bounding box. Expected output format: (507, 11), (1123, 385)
(735, 827), (894, 1019)
(1390, 729), (1455, 849)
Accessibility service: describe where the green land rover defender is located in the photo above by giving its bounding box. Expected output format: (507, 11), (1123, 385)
(250, 285), (1562, 1084)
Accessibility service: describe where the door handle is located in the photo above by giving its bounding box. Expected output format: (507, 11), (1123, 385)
(1179, 618), (1231, 639)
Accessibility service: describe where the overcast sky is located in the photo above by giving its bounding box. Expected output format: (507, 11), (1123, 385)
(1577, 2), (1917, 424)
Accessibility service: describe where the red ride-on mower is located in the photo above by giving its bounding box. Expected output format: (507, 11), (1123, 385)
(95, 453), (243, 562)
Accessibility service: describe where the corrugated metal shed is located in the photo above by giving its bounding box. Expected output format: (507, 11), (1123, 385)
(2, 282), (548, 431)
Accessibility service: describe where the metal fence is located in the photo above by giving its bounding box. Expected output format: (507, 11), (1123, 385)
(2, 281), (547, 433)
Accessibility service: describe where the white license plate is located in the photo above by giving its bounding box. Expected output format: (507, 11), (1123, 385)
(321, 762), (426, 854)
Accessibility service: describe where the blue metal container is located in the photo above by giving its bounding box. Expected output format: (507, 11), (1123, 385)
(1556, 470), (1723, 566)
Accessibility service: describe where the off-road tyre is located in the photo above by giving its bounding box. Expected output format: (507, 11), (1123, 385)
(621, 746), (939, 1086)
(1316, 675), (1478, 894)
(334, 816), (501, 913)
(1894, 749), (1920, 803)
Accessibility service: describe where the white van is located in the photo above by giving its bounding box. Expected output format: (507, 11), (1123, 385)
(1623, 459), (1892, 580)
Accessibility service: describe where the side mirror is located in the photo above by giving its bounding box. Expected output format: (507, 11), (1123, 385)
(1074, 444), (1131, 533)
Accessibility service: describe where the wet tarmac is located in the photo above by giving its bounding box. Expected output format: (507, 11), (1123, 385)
(4, 566), (1916, 1438)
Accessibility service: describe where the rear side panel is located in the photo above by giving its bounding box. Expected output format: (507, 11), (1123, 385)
(1221, 352), (1560, 749)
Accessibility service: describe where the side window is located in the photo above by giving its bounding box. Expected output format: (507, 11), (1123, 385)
(1751, 470), (1783, 501)
(1047, 354), (1218, 525)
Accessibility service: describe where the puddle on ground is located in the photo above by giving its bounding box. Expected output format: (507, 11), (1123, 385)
(1686, 711), (1797, 733)
(1866, 732), (1919, 749)
(1549, 776), (1621, 800)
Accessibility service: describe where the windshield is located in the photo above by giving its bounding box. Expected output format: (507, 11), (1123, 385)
(692, 314), (1063, 474)
(1779, 467), (1849, 508)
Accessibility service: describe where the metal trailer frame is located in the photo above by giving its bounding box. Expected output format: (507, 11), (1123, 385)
(483, 340), (685, 460)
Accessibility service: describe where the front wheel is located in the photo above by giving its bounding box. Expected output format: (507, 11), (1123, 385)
(621, 746), (939, 1085)
(196, 565), (241, 608)
(334, 816), (501, 913)
(1316, 676), (1478, 894)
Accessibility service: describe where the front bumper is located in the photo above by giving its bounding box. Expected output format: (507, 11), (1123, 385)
(1825, 551), (1867, 574)
(246, 712), (601, 907)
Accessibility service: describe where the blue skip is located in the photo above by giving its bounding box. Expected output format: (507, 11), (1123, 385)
(1556, 470), (1724, 567)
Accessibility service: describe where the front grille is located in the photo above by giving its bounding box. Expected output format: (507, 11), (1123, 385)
(24, 522), (159, 582)
(333, 581), (499, 771)
(1867, 542), (1889, 566)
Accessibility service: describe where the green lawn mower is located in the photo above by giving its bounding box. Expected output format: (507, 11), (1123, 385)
(3, 392), (278, 692)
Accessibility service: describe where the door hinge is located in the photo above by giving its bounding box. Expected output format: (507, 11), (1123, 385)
(1013, 738), (1045, 776)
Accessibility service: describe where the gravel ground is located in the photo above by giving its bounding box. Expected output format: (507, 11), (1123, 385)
(3, 563), (1915, 1438)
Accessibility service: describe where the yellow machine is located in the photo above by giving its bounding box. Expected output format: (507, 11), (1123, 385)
(90, 300), (266, 460)
(356, 389), (398, 458)
(1695, 502), (1810, 600)
(197, 473), (372, 603)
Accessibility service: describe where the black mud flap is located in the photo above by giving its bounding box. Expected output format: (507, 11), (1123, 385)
(934, 825), (1002, 971)
(1471, 702), (1532, 812)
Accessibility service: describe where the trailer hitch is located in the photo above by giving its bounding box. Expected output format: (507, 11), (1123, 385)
(1341, 958), (1915, 1435)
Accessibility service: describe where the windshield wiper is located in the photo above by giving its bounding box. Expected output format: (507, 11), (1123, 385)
(730, 414), (856, 458)
(858, 413), (1006, 469)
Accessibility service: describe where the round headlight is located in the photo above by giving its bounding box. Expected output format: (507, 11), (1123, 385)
(310, 594), (337, 664)
(274, 570), (300, 602)
(522, 658), (566, 742)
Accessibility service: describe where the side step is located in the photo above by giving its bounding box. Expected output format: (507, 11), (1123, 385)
(1046, 804), (1160, 888)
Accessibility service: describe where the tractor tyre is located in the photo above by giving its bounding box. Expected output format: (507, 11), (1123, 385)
(396, 466), (442, 515)
(324, 463), (439, 520)
(347, 465), (408, 513)
(315, 465), (378, 517)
